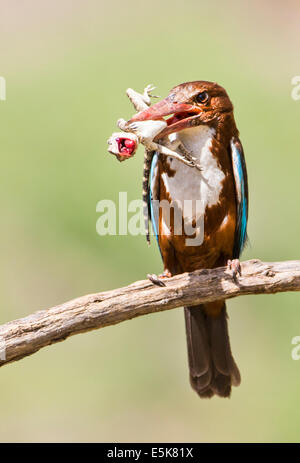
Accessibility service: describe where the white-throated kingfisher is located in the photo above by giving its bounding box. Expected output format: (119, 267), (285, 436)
(129, 81), (248, 398)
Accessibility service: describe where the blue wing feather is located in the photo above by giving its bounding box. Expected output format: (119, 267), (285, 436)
(149, 153), (161, 252)
(149, 141), (248, 260)
(230, 138), (248, 258)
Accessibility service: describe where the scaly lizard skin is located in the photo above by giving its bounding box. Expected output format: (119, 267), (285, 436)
(112, 85), (201, 243)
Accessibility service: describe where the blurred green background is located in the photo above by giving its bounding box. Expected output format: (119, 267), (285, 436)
(0, 0), (300, 443)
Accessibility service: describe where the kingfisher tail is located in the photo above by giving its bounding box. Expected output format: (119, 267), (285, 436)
(184, 303), (241, 398)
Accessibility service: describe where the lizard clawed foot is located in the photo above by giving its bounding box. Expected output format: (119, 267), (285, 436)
(177, 144), (202, 170)
(227, 259), (242, 280)
(178, 156), (201, 170)
(143, 84), (160, 103)
(189, 160), (202, 171)
(147, 271), (171, 287)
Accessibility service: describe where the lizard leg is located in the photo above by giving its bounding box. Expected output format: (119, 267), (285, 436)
(177, 141), (202, 171)
(126, 84), (159, 111)
(142, 84), (160, 104)
(154, 143), (198, 168)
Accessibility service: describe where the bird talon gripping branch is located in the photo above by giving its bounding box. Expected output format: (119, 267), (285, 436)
(227, 259), (242, 280)
(147, 273), (166, 287)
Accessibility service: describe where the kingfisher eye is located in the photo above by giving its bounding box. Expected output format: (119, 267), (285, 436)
(195, 91), (209, 104)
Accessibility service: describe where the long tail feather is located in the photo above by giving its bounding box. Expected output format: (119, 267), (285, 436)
(184, 303), (240, 398)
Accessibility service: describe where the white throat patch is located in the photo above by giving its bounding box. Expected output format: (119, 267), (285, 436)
(162, 125), (225, 220)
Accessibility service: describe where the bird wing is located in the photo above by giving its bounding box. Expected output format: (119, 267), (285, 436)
(148, 152), (161, 252)
(230, 137), (249, 258)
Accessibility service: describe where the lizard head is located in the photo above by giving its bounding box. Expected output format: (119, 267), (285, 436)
(107, 132), (138, 162)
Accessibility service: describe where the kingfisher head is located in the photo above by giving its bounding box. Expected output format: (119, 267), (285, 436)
(129, 81), (234, 139)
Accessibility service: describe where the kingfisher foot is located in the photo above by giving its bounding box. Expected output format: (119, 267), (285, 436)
(147, 271), (171, 287)
(227, 259), (241, 280)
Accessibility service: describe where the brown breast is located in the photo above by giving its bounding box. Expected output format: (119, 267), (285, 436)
(157, 132), (237, 275)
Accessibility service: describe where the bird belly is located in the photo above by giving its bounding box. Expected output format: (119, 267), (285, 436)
(158, 125), (236, 273)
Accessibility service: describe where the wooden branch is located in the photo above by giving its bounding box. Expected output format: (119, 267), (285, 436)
(0, 259), (300, 368)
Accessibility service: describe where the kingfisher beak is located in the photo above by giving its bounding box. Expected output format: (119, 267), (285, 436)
(128, 95), (201, 139)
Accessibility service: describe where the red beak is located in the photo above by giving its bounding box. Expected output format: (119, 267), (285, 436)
(128, 96), (200, 139)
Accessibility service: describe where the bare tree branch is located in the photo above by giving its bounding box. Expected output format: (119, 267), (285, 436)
(0, 259), (300, 368)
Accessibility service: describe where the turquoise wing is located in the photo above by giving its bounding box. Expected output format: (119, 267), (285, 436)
(148, 153), (161, 253)
(230, 137), (249, 258)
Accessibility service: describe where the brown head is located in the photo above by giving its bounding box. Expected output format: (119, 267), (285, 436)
(129, 81), (235, 138)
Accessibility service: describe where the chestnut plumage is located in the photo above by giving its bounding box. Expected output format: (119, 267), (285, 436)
(134, 81), (248, 398)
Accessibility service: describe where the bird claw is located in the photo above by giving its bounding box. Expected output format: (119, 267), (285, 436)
(147, 274), (166, 287)
(227, 259), (242, 280)
(147, 272), (171, 287)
